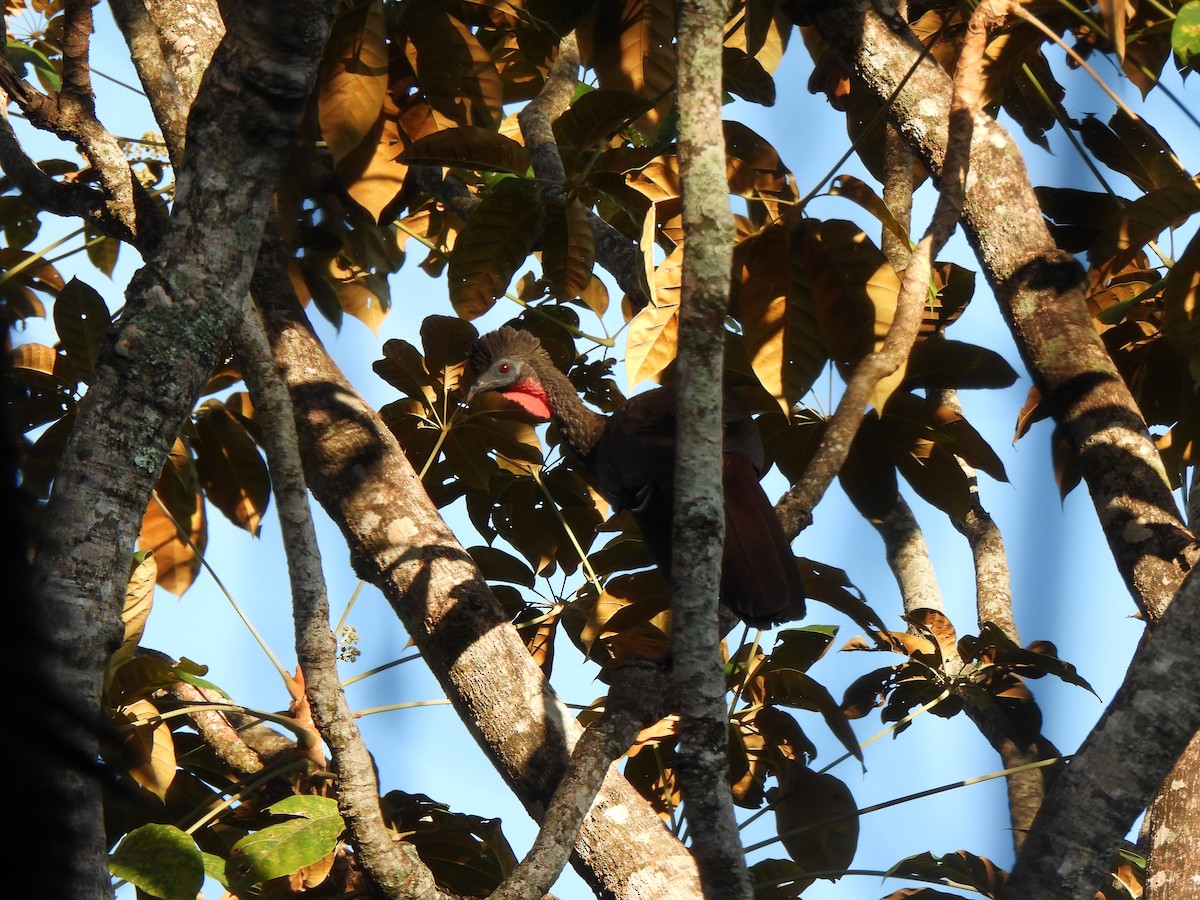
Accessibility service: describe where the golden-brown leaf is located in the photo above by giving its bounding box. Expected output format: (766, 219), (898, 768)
(542, 197), (596, 301)
(138, 441), (205, 596)
(318, 0), (389, 164)
(580, 0), (677, 137)
(119, 698), (177, 803)
(405, 9), (503, 129)
(625, 246), (681, 386)
(192, 401), (271, 535)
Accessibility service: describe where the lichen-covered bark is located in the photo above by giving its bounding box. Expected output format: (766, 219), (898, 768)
(28, 5), (339, 895)
(672, 1), (749, 897)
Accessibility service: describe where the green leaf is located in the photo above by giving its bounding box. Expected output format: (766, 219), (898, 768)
(109, 824), (205, 900)
(1173, 1), (1200, 68)
(53, 277), (111, 378)
(227, 795), (345, 891)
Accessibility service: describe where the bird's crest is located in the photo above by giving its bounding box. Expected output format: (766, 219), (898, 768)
(468, 326), (545, 375)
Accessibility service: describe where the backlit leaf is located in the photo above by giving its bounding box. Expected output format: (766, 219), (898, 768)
(405, 8), (503, 129)
(228, 796), (346, 891)
(542, 197), (596, 300)
(902, 338), (1018, 391)
(192, 400), (270, 535)
(318, 0), (388, 164)
(581, 0), (677, 137)
(735, 221), (826, 411)
(109, 824), (205, 900)
(138, 440), (205, 596)
(1174, 1), (1200, 67)
(626, 245), (681, 386)
(118, 698), (177, 803)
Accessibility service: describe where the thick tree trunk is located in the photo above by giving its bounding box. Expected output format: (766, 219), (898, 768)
(28, 5), (339, 895)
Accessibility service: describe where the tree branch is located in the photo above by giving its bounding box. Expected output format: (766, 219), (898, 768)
(29, 5), (340, 894)
(235, 298), (446, 899)
(1002, 566), (1200, 897)
(671, 3), (749, 897)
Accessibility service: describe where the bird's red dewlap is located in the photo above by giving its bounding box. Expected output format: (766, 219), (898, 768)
(501, 380), (552, 421)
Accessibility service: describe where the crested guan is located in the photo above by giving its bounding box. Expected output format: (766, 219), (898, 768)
(466, 326), (806, 627)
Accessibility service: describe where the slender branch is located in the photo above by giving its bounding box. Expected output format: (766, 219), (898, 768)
(517, 32), (579, 203)
(250, 233), (703, 899)
(108, 0), (189, 163)
(803, 1), (1198, 618)
(235, 298), (442, 898)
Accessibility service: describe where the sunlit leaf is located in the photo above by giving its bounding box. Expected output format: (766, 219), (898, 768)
(118, 698), (177, 803)
(405, 8), (503, 129)
(1174, 1), (1200, 68)
(109, 824), (205, 900)
(318, 0), (388, 164)
(138, 440), (205, 596)
(227, 796), (346, 892)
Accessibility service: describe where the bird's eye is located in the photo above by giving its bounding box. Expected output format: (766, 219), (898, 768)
(498, 362), (512, 374)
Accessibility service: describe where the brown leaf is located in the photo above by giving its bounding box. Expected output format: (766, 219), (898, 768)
(138, 441), (205, 596)
(404, 8), (503, 129)
(192, 400), (271, 535)
(318, 0), (389, 164)
(579, 0), (677, 138)
(542, 197), (596, 301)
(772, 763), (858, 875)
(117, 699), (177, 803)
(399, 126), (532, 175)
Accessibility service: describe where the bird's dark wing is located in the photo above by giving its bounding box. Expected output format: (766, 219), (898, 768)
(721, 452), (807, 627)
(590, 387), (805, 626)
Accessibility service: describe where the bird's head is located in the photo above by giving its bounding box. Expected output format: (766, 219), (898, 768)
(466, 326), (556, 421)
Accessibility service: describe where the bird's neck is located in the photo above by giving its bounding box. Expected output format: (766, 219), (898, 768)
(530, 359), (607, 459)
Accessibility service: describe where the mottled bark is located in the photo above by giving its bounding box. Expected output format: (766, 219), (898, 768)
(27, 4), (339, 895)
(802, 1), (1197, 619)
(672, 1), (748, 897)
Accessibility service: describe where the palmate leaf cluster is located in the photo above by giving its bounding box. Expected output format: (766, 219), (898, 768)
(3, 0), (1200, 897)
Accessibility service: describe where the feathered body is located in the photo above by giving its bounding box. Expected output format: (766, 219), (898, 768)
(467, 326), (806, 627)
